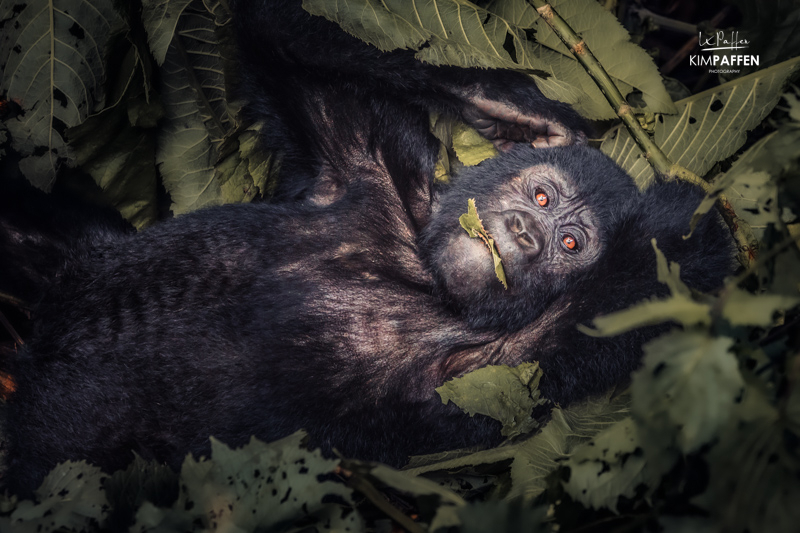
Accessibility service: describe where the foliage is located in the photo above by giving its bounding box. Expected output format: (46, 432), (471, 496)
(302, 0), (675, 119)
(601, 56), (800, 187)
(1, 0), (800, 532)
(0, 0), (278, 227)
(458, 198), (508, 289)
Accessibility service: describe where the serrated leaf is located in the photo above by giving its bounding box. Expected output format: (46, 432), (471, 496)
(631, 331), (743, 454)
(602, 56), (800, 187)
(157, 6), (234, 215)
(490, 0), (676, 119)
(303, 0), (673, 120)
(695, 386), (800, 533)
(561, 418), (659, 512)
(437, 363), (546, 438)
(459, 198), (508, 289)
(580, 241), (711, 336)
(132, 432), (360, 532)
(8, 461), (108, 532)
(689, 111), (800, 238)
(721, 288), (800, 327)
(452, 122), (498, 166)
(0, 0), (127, 190)
(215, 124), (279, 203)
(141, 0), (195, 65)
(406, 393), (630, 502)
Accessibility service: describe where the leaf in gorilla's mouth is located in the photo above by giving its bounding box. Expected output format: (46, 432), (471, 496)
(459, 199), (508, 289)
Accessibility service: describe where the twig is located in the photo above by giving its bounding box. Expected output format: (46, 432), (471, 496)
(527, 0), (757, 267)
(529, 0), (672, 177)
(0, 310), (24, 346)
(335, 466), (425, 533)
(0, 291), (30, 312)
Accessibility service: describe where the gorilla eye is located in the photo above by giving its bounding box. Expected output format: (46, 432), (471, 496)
(562, 234), (578, 251)
(535, 189), (549, 207)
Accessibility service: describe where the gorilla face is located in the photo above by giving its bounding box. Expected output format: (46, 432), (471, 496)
(420, 145), (640, 331)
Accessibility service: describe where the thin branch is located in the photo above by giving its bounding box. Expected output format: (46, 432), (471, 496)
(527, 0), (757, 267)
(0, 291), (31, 312)
(0, 310), (24, 346)
(335, 465), (425, 533)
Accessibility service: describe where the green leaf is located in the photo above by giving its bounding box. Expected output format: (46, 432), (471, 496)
(157, 6), (234, 215)
(141, 0), (195, 65)
(560, 418), (661, 512)
(602, 56), (800, 187)
(579, 241), (711, 336)
(452, 122), (498, 166)
(437, 363), (546, 438)
(694, 386), (800, 533)
(406, 393), (631, 503)
(0, 0), (127, 190)
(132, 432), (361, 532)
(490, 0), (676, 119)
(8, 461), (108, 532)
(688, 98), (800, 238)
(302, 0), (674, 120)
(459, 198), (508, 289)
(721, 288), (800, 327)
(631, 331), (743, 454)
(215, 124), (280, 204)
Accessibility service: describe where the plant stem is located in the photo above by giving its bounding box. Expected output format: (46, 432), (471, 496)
(527, 0), (757, 266)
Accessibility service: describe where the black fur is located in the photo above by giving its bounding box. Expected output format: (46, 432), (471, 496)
(2, 0), (734, 498)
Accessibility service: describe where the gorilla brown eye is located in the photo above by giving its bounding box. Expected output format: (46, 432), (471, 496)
(562, 234), (577, 250)
(535, 190), (549, 207)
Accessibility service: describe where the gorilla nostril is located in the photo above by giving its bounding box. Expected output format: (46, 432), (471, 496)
(516, 231), (543, 256)
(508, 215), (522, 233)
(518, 232), (535, 247)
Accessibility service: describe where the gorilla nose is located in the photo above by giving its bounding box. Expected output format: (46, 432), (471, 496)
(506, 211), (544, 258)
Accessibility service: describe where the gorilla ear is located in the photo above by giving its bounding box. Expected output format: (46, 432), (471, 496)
(461, 94), (588, 152)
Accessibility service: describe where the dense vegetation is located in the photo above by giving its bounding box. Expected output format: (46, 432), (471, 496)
(1, 0), (799, 531)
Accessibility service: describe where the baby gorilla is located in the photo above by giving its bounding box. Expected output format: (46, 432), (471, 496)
(1, 0), (734, 498)
(3, 145), (732, 498)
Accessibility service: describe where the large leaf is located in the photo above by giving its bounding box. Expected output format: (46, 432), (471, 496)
(689, 92), (800, 238)
(156, 5), (232, 215)
(437, 363), (545, 438)
(488, 0), (676, 119)
(0, 0), (127, 190)
(5, 461), (108, 532)
(602, 56), (800, 187)
(694, 385), (800, 533)
(141, 0), (195, 65)
(406, 393), (630, 502)
(132, 432), (361, 532)
(631, 331), (743, 454)
(579, 242), (712, 337)
(560, 418), (658, 512)
(302, 0), (673, 119)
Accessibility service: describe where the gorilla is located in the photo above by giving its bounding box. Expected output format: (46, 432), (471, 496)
(0, 0), (734, 497)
